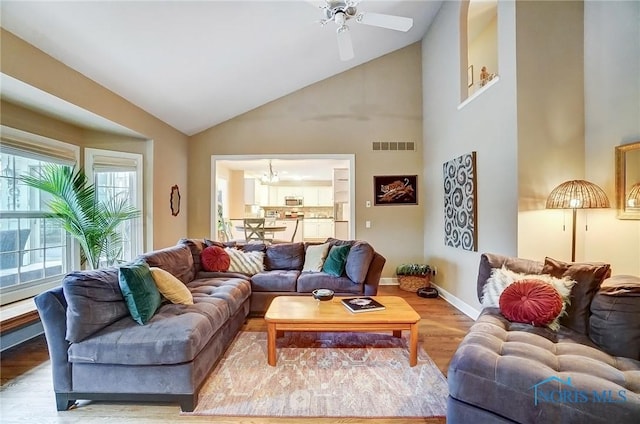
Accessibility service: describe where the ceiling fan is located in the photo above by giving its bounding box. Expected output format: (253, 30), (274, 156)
(311, 0), (414, 61)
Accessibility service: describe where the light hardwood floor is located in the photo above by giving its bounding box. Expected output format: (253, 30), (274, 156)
(0, 286), (474, 424)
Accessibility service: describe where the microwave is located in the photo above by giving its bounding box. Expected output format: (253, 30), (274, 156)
(285, 196), (303, 206)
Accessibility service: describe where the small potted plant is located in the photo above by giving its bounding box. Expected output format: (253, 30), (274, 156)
(395, 263), (435, 292)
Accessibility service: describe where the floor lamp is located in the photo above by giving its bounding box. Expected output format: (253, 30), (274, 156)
(546, 179), (610, 262)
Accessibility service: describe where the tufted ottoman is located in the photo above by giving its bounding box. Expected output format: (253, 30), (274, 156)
(448, 308), (640, 424)
(447, 253), (640, 424)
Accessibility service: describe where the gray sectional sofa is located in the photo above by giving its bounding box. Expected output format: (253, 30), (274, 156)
(447, 253), (640, 424)
(34, 237), (385, 412)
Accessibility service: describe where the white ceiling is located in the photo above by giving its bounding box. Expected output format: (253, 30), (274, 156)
(0, 0), (443, 136)
(217, 157), (350, 182)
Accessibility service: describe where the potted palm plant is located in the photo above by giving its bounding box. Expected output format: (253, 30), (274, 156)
(20, 164), (141, 270)
(395, 263), (435, 292)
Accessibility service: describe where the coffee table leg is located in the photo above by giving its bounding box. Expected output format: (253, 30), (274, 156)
(409, 323), (418, 367)
(267, 323), (277, 366)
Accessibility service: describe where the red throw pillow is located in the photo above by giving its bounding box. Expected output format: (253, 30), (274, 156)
(201, 246), (230, 272)
(499, 279), (564, 328)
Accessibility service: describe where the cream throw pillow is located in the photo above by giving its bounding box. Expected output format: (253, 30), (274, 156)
(482, 266), (575, 308)
(225, 248), (264, 275)
(302, 242), (330, 272)
(149, 267), (193, 305)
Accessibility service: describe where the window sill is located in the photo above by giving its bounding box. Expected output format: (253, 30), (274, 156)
(458, 75), (501, 110)
(0, 298), (39, 335)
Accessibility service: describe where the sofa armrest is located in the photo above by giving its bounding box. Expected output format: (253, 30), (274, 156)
(363, 252), (386, 296)
(34, 287), (72, 392)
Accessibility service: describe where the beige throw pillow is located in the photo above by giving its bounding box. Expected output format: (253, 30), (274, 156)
(303, 243), (330, 272)
(149, 267), (194, 305)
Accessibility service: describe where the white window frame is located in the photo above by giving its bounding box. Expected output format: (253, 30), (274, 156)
(84, 148), (144, 262)
(0, 125), (80, 305)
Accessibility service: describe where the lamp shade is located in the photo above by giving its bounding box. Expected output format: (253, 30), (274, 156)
(546, 180), (610, 209)
(628, 182), (640, 208)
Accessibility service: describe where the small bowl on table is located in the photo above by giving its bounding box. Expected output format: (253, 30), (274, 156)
(312, 289), (334, 301)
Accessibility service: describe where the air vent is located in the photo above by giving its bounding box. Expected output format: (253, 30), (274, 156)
(372, 141), (415, 151)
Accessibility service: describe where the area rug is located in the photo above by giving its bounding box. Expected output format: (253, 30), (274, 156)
(185, 331), (448, 418)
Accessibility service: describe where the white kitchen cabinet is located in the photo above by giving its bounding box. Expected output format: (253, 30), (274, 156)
(303, 219), (334, 241)
(333, 168), (349, 203)
(271, 219), (303, 242)
(302, 186), (332, 206)
(244, 178), (269, 205)
(318, 186), (333, 206)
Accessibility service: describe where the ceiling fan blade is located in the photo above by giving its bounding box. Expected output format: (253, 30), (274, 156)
(336, 26), (354, 61)
(356, 12), (413, 32)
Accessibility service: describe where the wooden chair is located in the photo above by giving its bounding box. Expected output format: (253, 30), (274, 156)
(243, 218), (267, 243)
(271, 219), (300, 244)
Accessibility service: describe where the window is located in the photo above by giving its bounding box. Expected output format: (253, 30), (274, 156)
(85, 148), (143, 265)
(0, 126), (79, 305)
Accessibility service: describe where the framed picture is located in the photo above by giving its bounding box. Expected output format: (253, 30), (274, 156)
(443, 152), (477, 251)
(467, 65), (474, 88)
(373, 175), (417, 206)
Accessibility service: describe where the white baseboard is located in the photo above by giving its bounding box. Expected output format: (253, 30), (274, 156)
(379, 278), (479, 320)
(429, 282), (480, 320)
(379, 277), (398, 286)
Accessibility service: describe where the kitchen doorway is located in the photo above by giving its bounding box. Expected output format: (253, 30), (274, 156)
(211, 154), (354, 242)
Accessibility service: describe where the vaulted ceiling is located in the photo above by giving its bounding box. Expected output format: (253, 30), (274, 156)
(1, 1), (443, 136)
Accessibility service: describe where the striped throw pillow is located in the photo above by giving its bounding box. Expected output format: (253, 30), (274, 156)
(225, 248), (264, 275)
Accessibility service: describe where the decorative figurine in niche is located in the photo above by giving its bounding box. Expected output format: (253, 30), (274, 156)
(480, 66), (495, 87)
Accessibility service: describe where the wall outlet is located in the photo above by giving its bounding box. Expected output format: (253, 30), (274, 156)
(366, 200), (371, 208)
(365, 220), (371, 228)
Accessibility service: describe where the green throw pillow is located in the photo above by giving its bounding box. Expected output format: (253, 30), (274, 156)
(322, 244), (351, 277)
(118, 261), (162, 325)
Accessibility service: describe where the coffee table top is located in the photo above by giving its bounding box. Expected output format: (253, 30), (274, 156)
(264, 296), (420, 324)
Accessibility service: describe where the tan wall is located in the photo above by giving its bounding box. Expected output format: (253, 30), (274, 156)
(583, 1), (640, 275)
(1, 29), (189, 250)
(516, 1), (586, 262)
(188, 43), (424, 277)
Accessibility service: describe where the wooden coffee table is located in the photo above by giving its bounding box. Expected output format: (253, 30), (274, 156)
(264, 295), (421, 367)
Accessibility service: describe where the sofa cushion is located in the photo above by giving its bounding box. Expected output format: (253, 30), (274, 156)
(297, 272), (362, 294)
(201, 246), (230, 272)
(344, 241), (375, 284)
(251, 270), (299, 292)
(139, 244), (195, 285)
(118, 261), (163, 325)
(448, 309), (640, 424)
(590, 276), (640, 360)
(542, 257), (611, 336)
(265, 242), (304, 270)
(481, 266), (575, 311)
(225, 248), (264, 275)
(302, 242), (330, 272)
(150, 267), (193, 305)
(477, 253), (544, 301)
(68, 299), (228, 365)
(63, 267), (129, 343)
(499, 280), (564, 330)
(178, 238), (207, 274)
(322, 244), (351, 277)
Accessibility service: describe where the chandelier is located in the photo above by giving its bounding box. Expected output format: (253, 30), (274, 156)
(260, 160), (279, 184)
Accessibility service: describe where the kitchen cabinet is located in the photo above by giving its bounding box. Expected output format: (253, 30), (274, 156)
(271, 219), (303, 242)
(303, 219), (334, 241)
(302, 186), (333, 206)
(244, 179), (269, 205)
(333, 168), (349, 203)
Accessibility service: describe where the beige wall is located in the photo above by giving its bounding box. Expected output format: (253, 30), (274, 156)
(188, 43), (424, 277)
(583, 1), (640, 275)
(1, 29), (189, 250)
(516, 1), (586, 262)
(422, 1), (519, 313)
(423, 0), (639, 315)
